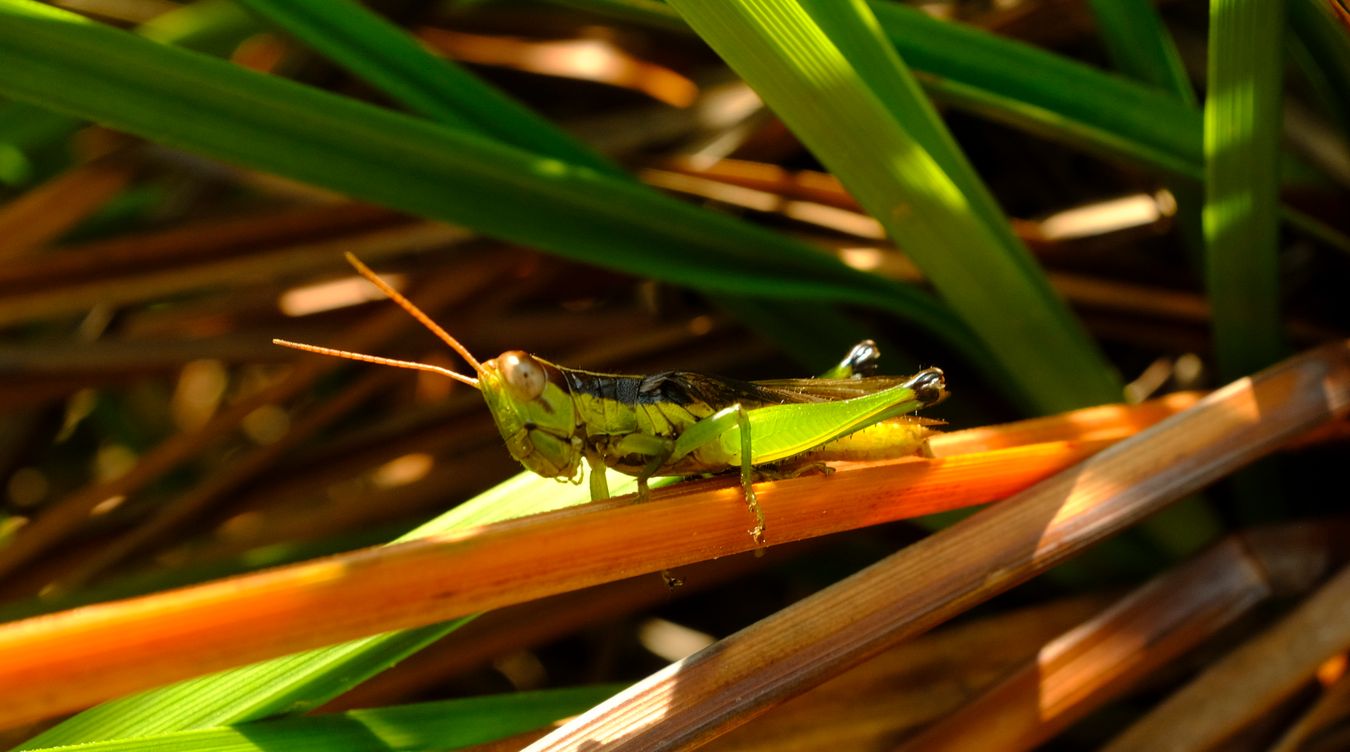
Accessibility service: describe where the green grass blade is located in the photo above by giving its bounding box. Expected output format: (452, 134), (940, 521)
(0, 0), (981, 369)
(1204, 0), (1287, 380)
(1058, 0), (1220, 558)
(18, 467), (636, 747)
(1288, 0), (1350, 133)
(233, 0), (617, 175)
(549, 0), (690, 31)
(136, 0), (260, 54)
(666, 0), (1120, 412)
(25, 686), (622, 752)
(0, 0), (257, 185)
(0, 103), (69, 184)
(868, 2), (1201, 178)
(911, 73), (1201, 178)
(565, 0), (1206, 178)
(711, 296), (902, 371)
(1086, 0), (1196, 105)
(1285, 205), (1350, 259)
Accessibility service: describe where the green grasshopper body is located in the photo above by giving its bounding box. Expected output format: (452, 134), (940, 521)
(277, 255), (947, 542)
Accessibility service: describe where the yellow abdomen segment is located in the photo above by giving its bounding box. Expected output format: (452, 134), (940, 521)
(794, 418), (936, 462)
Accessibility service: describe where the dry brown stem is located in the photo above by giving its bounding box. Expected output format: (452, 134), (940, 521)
(1105, 561), (1350, 751)
(897, 521), (1346, 751)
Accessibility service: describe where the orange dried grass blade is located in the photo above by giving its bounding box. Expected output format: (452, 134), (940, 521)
(0, 395), (1197, 727)
(323, 549), (773, 712)
(926, 390), (1202, 455)
(524, 340), (1350, 751)
(896, 521), (1344, 751)
(0, 444), (1095, 728)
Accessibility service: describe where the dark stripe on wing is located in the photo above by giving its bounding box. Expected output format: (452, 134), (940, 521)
(559, 366), (941, 409)
(560, 367), (810, 408)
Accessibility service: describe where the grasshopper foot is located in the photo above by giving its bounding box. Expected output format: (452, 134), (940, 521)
(742, 484), (767, 547)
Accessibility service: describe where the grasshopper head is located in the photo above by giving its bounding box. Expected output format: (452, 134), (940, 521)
(479, 351), (582, 481)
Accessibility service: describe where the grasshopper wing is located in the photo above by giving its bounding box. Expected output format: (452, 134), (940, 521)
(750, 374), (939, 402)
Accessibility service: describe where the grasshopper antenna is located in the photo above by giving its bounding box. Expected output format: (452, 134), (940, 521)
(272, 339), (480, 389)
(343, 253), (484, 375)
(272, 253), (484, 389)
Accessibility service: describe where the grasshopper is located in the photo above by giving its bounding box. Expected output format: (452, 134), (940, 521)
(275, 254), (947, 543)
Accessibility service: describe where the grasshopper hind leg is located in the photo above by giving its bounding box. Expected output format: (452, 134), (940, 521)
(668, 403), (766, 545)
(733, 405), (766, 545)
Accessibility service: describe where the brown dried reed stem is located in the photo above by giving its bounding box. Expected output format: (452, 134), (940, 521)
(703, 596), (1112, 752)
(1268, 665), (1350, 752)
(897, 521), (1345, 751)
(1104, 560), (1350, 751)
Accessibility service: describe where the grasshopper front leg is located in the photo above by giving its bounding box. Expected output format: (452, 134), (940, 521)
(670, 404), (765, 544)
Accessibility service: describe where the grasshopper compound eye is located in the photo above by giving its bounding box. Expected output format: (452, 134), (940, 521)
(499, 351), (547, 400)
